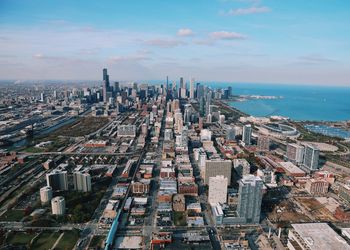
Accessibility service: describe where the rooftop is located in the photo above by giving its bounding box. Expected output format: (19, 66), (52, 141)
(291, 223), (350, 250)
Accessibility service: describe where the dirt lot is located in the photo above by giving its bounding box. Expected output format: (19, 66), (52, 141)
(295, 197), (337, 222)
(268, 199), (311, 227)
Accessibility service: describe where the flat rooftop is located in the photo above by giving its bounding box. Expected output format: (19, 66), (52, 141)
(280, 161), (305, 174)
(291, 223), (350, 250)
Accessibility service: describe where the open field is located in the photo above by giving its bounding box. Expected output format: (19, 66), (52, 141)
(0, 209), (25, 221)
(2, 230), (75, 249)
(31, 231), (61, 250)
(54, 230), (80, 250)
(48, 117), (110, 138)
(89, 235), (105, 249)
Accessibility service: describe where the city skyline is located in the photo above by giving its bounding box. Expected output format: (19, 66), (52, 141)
(1, 0), (350, 85)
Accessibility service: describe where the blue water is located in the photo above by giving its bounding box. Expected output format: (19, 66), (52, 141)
(305, 124), (350, 139)
(206, 83), (350, 121)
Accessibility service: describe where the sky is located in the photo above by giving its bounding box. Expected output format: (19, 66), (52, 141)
(0, 0), (350, 85)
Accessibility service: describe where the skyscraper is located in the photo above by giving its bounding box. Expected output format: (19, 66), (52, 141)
(199, 97), (205, 117)
(46, 170), (68, 191)
(228, 86), (232, 97)
(51, 196), (65, 215)
(189, 77), (195, 99)
(242, 124), (252, 145)
(286, 143), (304, 164)
(40, 186), (52, 205)
(205, 91), (212, 115)
(303, 144), (320, 170)
(184, 104), (192, 124)
(166, 76), (169, 91)
(237, 175), (263, 224)
(73, 171), (92, 192)
(102, 68), (110, 102)
(114, 81), (120, 94)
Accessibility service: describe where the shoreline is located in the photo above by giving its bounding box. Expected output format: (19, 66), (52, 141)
(224, 98), (350, 124)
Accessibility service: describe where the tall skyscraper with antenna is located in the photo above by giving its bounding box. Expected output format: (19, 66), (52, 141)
(102, 68), (110, 102)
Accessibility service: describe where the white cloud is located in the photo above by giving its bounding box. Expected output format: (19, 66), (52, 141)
(227, 6), (271, 16)
(108, 53), (151, 63)
(210, 31), (247, 40)
(177, 28), (194, 37)
(144, 39), (186, 48)
(297, 54), (336, 64)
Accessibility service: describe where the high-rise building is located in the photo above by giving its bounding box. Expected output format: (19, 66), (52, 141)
(286, 143), (305, 164)
(219, 115), (225, 125)
(46, 170), (68, 191)
(40, 186), (52, 204)
(208, 175), (228, 204)
(184, 104), (192, 124)
(189, 77), (195, 99)
(205, 91), (212, 115)
(199, 97), (205, 117)
(237, 175), (263, 224)
(228, 86), (232, 97)
(166, 76), (169, 91)
(51, 196), (65, 215)
(257, 135), (270, 151)
(226, 126), (236, 141)
(204, 159), (232, 186)
(102, 68), (110, 102)
(242, 124), (252, 145)
(73, 171), (92, 192)
(114, 81), (120, 93)
(180, 77), (185, 88)
(303, 144), (320, 170)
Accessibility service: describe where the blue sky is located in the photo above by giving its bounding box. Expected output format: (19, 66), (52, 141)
(0, 0), (349, 85)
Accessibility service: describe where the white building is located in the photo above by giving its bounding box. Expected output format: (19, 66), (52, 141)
(208, 176), (228, 204)
(200, 129), (212, 142)
(73, 171), (92, 192)
(189, 78), (195, 99)
(287, 223), (349, 250)
(40, 186), (52, 204)
(286, 143), (304, 164)
(303, 144), (320, 170)
(51, 196), (65, 215)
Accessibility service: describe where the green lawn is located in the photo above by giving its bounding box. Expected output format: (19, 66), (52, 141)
(0, 209), (25, 221)
(173, 211), (187, 226)
(23, 146), (45, 153)
(89, 235), (105, 249)
(31, 231), (61, 250)
(54, 230), (80, 250)
(6, 232), (36, 246)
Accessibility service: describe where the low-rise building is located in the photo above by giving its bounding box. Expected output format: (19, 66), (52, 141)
(305, 178), (329, 195)
(287, 223), (349, 250)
